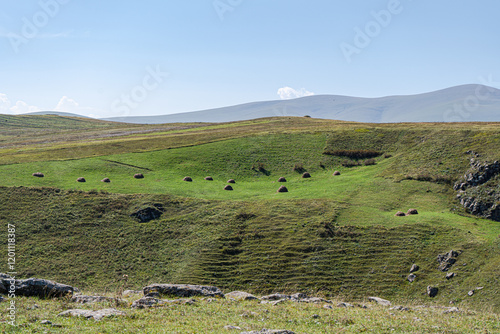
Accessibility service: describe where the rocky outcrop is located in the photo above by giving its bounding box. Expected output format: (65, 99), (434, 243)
(437, 250), (460, 271)
(142, 284), (224, 298)
(0, 274), (74, 298)
(454, 157), (500, 221)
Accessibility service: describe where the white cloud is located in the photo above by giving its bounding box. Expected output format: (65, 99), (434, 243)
(54, 96), (79, 112)
(277, 86), (315, 100)
(0, 93), (11, 113)
(10, 100), (40, 114)
(0, 93), (40, 114)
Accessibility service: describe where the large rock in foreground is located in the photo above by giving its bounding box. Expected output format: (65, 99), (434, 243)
(143, 284), (224, 298)
(0, 274), (74, 298)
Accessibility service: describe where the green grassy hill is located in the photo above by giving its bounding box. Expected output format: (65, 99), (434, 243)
(0, 115), (499, 312)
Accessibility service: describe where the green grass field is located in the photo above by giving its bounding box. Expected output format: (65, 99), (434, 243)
(0, 115), (499, 332)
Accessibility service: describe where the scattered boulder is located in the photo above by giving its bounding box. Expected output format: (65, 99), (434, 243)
(77, 177), (86, 183)
(277, 186), (288, 193)
(227, 179), (236, 184)
(427, 286), (439, 298)
(407, 274), (416, 283)
(437, 250), (460, 271)
(406, 209), (418, 215)
(277, 177), (287, 182)
(302, 172), (311, 178)
(468, 290), (474, 296)
(224, 185), (233, 191)
(130, 205), (164, 223)
(134, 173), (144, 179)
(225, 291), (258, 301)
(333, 171), (341, 176)
(260, 293), (291, 301)
(101, 178), (111, 183)
(204, 176), (214, 181)
(142, 284), (224, 298)
(395, 211), (406, 217)
(12, 278), (74, 298)
(131, 297), (161, 309)
(445, 272), (456, 280)
(183, 176), (193, 182)
(58, 308), (126, 321)
(410, 264), (419, 273)
(368, 297), (391, 306)
(32, 172), (44, 177)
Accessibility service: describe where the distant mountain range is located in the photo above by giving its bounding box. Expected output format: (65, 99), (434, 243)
(21, 85), (500, 124)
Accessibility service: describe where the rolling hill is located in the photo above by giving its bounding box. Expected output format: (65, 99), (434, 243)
(0, 115), (499, 314)
(101, 84), (500, 124)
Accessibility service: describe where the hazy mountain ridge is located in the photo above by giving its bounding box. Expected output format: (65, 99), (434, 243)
(19, 85), (500, 124)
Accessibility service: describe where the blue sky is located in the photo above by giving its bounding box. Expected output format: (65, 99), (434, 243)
(1, 0), (499, 118)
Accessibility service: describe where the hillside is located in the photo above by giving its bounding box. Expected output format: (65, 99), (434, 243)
(0, 115), (499, 315)
(101, 85), (500, 124)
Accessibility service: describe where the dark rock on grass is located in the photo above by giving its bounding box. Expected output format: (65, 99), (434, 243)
(130, 205), (164, 223)
(227, 179), (236, 184)
(101, 178), (111, 183)
(333, 171), (341, 176)
(302, 172), (311, 178)
(77, 177), (86, 183)
(427, 286), (438, 298)
(224, 185), (233, 191)
(437, 250), (460, 271)
(0, 277), (74, 298)
(406, 208), (419, 215)
(134, 173), (144, 179)
(204, 176), (214, 181)
(225, 291), (258, 301)
(446, 272), (456, 280)
(407, 274), (416, 283)
(278, 177), (287, 182)
(183, 176), (193, 182)
(142, 284), (224, 298)
(395, 211), (406, 217)
(32, 172), (44, 177)
(58, 308), (126, 321)
(410, 264), (419, 273)
(277, 186), (288, 193)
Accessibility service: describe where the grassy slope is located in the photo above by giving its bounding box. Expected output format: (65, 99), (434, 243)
(0, 115), (499, 313)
